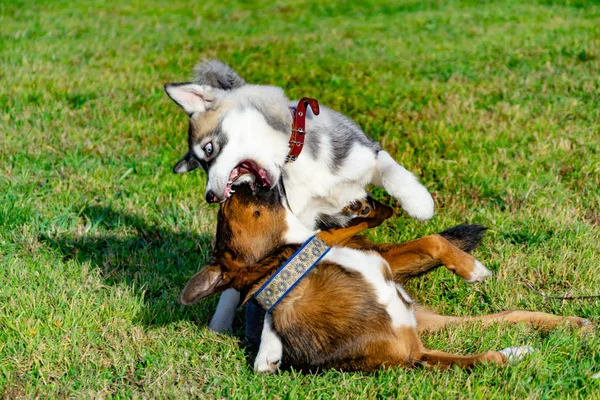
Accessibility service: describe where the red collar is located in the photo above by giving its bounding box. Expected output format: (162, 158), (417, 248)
(286, 98), (320, 163)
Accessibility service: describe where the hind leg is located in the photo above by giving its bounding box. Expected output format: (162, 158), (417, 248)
(471, 310), (592, 330)
(357, 326), (530, 370)
(375, 234), (493, 283)
(419, 346), (534, 368)
(414, 306), (592, 333)
(372, 150), (434, 221)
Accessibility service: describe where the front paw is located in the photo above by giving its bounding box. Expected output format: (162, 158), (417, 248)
(254, 351), (282, 374)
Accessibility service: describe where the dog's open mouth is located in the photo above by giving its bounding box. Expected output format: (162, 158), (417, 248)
(223, 160), (273, 199)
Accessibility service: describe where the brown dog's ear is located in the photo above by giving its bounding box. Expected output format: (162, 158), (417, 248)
(173, 151), (201, 174)
(179, 264), (228, 305)
(164, 82), (222, 114)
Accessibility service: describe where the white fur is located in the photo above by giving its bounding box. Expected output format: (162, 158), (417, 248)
(283, 209), (318, 244)
(324, 247), (417, 328)
(165, 84), (220, 114)
(254, 313), (283, 373)
(395, 283), (414, 304)
(464, 260), (493, 283)
(372, 151), (434, 221)
(499, 346), (535, 362)
(192, 144), (206, 161)
(209, 288), (240, 333)
(284, 144), (375, 227)
(205, 107), (289, 200)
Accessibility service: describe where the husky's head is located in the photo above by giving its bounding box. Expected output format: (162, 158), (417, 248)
(165, 60), (292, 203)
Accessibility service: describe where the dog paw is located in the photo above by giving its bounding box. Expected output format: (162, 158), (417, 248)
(254, 347), (282, 374)
(499, 345), (535, 363)
(398, 185), (434, 221)
(566, 316), (593, 330)
(254, 357), (281, 374)
(254, 331), (283, 374)
(464, 261), (493, 283)
(343, 198), (372, 218)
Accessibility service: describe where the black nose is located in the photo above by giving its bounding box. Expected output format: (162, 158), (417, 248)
(206, 190), (219, 203)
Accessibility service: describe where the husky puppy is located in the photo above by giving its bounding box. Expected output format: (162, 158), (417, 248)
(164, 60), (436, 332)
(164, 60), (434, 229)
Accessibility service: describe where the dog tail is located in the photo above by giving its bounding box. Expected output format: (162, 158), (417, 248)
(439, 224), (487, 253)
(374, 151), (434, 221)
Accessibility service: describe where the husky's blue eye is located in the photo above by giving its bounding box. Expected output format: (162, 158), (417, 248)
(204, 142), (213, 156)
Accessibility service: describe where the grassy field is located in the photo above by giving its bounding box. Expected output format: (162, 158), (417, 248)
(1, 0), (599, 397)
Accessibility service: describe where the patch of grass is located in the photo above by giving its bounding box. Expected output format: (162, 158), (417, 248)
(1, 0), (599, 397)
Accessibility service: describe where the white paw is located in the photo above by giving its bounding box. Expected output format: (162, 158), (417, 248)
(464, 260), (493, 283)
(499, 345), (535, 362)
(253, 343), (282, 374)
(397, 184), (434, 221)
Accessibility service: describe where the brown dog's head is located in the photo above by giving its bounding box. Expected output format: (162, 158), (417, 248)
(179, 183), (289, 305)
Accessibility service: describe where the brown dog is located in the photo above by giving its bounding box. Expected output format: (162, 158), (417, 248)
(180, 183), (590, 372)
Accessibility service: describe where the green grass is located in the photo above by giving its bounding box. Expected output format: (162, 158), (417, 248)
(1, 0), (599, 397)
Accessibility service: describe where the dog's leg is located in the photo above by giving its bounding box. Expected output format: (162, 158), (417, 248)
(245, 302), (266, 348)
(419, 346), (534, 368)
(348, 326), (531, 370)
(414, 306), (592, 333)
(372, 150), (434, 221)
(209, 289), (240, 333)
(375, 234), (493, 283)
(254, 313), (283, 373)
(468, 310), (592, 330)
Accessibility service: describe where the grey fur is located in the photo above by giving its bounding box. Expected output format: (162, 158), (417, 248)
(315, 212), (352, 230)
(307, 107), (381, 172)
(214, 126), (229, 156)
(193, 60), (246, 90)
(304, 127), (321, 160)
(246, 99), (290, 135)
(173, 151), (200, 174)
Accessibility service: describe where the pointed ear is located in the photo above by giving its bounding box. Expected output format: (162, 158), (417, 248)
(179, 264), (228, 305)
(173, 151), (201, 174)
(164, 82), (221, 114)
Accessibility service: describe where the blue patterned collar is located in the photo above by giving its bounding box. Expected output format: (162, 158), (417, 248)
(253, 236), (330, 313)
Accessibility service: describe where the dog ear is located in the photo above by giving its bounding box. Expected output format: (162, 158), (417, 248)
(179, 263), (229, 305)
(193, 59), (246, 90)
(164, 82), (222, 114)
(173, 151), (201, 174)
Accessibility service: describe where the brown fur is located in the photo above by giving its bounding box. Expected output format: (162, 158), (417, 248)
(180, 184), (591, 372)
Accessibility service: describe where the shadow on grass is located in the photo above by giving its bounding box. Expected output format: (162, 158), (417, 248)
(39, 204), (234, 328)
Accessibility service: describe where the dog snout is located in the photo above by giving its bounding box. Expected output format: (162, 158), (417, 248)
(206, 190), (220, 203)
